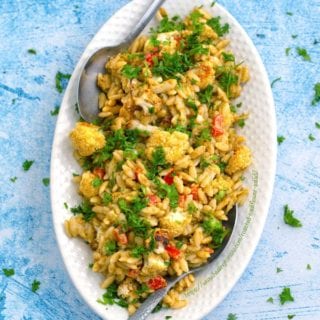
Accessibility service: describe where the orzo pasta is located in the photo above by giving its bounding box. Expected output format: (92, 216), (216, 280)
(66, 7), (252, 314)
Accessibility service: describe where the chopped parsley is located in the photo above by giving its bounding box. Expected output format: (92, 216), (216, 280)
(210, 1), (216, 7)
(279, 287), (294, 305)
(207, 16), (229, 37)
(230, 105), (237, 113)
(55, 71), (71, 93)
(271, 77), (281, 88)
(215, 190), (226, 202)
(296, 47), (311, 62)
(147, 146), (168, 180)
(50, 106), (60, 116)
(308, 133), (315, 141)
(195, 127), (211, 146)
(27, 48), (37, 55)
(277, 135), (286, 145)
(222, 52), (235, 62)
(152, 303), (163, 313)
(199, 157), (210, 169)
(285, 47), (291, 56)
(131, 245), (148, 258)
(315, 122), (320, 129)
(202, 217), (228, 247)
(227, 314), (237, 320)
(198, 85), (214, 106)
(104, 240), (118, 255)
(2, 268), (15, 277)
(135, 283), (149, 295)
(22, 160), (34, 171)
(277, 267), (283, 273)
(42, 178), (50, 187)
(311, 83), (320, 106)
(10, 177), (17, 183)
(306, 264), (312, 270)
(284, 204), (302, 227)
(291, 34), (298, 39)
(154, 179), (179, 209)
(286, 12), (293, 16)
(256, 34), (266, 39)
(102, 192), (112, 205)
(91, 177), (103, 188)
(98, 283), (128, 308)
(216, 68), (238, 97)
(187, 202), (198, 214)
(64, 202), (68, 209)
(151, 15), (185, 34)
(288, 315), (296, 319)
(31, 279), (41, 293)
(165, 317), (172, 320)
(314, 39), (319, 45)
(121, 64), (142, 79)
(266, 297), (274, 303)
(70, 200), (95, 222)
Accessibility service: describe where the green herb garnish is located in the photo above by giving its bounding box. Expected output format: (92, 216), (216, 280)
(98, 283), (128, 308)
(131, 245), (148, 258)
(55, 71), (71, 93)
(10, 177), (17, 183)
(277, 135), (286, 145)
(31, 279), (41, 293)
(198, 85), (214, 106)
(102, 193), (112, 205)
(187, 202), (198, 214)
(288, 315), (295, 319)
(271, 77), (281, 88)
(237, 119), (246, 128)
(28, 48), (37, 55)
(306, 264), (311, 270)
(308, 133), (315, 141)
(311, 83), (320, 106)
(92, 177), (103, 188)
(154, 179), (179, 209)
(70, 200), (95, 222)
(276, 267), (283, 273)
(2, 268), (15, 277)
(285, 47), (291, 56)
(284, 204), (302, 227)
(296, 47), (311, 61)
(42, 178), (50, 186)
(266, 297), (274, 303)
(279, 287), (294, 305)
(202, 217), (228, 247)
(121, 64), (142, 79)
(104, 240), (118, 255)
(227, 314), (237, 320)
(22, 160), (34, 171)
(207, 16), (229, 36)
(50, 106), (60, 116)
(222, 52), (235, 62)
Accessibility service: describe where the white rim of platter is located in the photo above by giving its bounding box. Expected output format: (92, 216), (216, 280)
(50, 1), (277, 319)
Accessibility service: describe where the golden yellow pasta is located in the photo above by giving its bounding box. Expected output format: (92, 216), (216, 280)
(66, 7), (252, 314)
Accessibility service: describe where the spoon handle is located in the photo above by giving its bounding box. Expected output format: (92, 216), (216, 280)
(124, 0), (166, 43)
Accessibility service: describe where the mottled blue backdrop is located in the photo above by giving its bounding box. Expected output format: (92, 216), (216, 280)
(1, 0), (320, 319)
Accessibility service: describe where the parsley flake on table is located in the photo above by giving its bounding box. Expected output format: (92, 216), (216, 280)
(286, 11), (293, 16)
(31, 279), (41, 292)
(308, 133), (315, 141)
(10, 177), (18, 182)
(277, 135), (286, 145)
(50, 106), (60, 116)
(277, 267), (283, 273)
(266, 297), (274, 303)
(22, 160), (34, 171)
(291, 34), (298, 39)
(315, 122), (320, 129)
(55, 71), (71, 93)
(256, 34), (266, 39)
(279, 287), (294, 305)
(227, 314), (237, 320)
(210, 1), (216, 7)
(42, 178), (50, 186)
(311, 83), (320, 106)
(237, 119), (246, 128)
(296, 47), (311, 61)
(2, 268), (15, 277)
(314, 39), (319, 45)
(271, 77), (281, 88)
(284, 204), (302, 227)
(27, 48), (37, 55)
(306, 264), (312, 270)
(285, 47), (291, 56)
(288, 315), (295, 319)
(63, 202), (68, 209)
(165, 316), (172, 320)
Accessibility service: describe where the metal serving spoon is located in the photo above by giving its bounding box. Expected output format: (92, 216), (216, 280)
(129, 205), (238, 320)
(77, 0), (166, 123)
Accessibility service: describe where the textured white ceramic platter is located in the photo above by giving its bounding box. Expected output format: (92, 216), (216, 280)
(50, 0), (277, 319)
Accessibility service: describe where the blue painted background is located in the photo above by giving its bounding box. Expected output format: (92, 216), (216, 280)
(1, 0), (319, 319)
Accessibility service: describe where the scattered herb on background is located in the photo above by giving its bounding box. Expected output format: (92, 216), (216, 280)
(271, 77), (281, 88)
(2, 268), (15, 277)
(277, 135), (286, 145)
(285, 47), (291, 56)
(288, 315), (295, 319)
(55, 71), (71, 93)
(50, 106), (60, 116)
(22, 160), (34, 171)
(256, 34), (266, 39)
(291, 34), (298, 39)
(314, 39), (319, 45)
(277, 267), (283, 273)
(315, 122), (320, 129)
(27, 48), (37, 55)
(311, 83), (320, 105)
(42, 178), (50, 186)
(286, 12), (293, 16)
(266, 297), (274, 303)
(64, 202), (68, 209)
(31, 279), (41, 293)
(279, 287), (294, 305)
(10, 177), (17, 182)
(306, 264), (312, 270)
(227, 314), (237, 320)
(237, 119), (246, 128)
(308, 133), (315, 141)
(284, 204), (302, 227)
(296, 47), (311, 61)
(165, 316), (172, 320)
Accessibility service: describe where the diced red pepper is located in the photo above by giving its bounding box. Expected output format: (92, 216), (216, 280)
(148, 275), (167, 290)
(113, 229), (128, 245)
(145, 47), (159, 67)
(165, 244), (181, 260)
(212, 114), (224, 137)
(93, 167), (105, 179)
(178, 194), (187, 207)
(148, 194), (161, 205)
(164, 170), (174, 185)
(190, 184), (199, 201)
(127, 269), (140, 278)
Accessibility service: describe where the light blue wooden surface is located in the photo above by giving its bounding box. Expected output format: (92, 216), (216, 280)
(0, 0), (319, 319)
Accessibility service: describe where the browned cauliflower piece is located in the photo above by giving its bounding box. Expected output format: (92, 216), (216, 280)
(146, 130), (190, 164)
(79, 171), (99, 198)
(225, 145), (252, 175)
(160, 209), (192, 237)
(69, 122), (105, 157)
(64, 216), (95, 243)
(140, 252), (167, 277)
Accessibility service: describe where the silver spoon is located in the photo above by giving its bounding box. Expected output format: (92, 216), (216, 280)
(129, 206), (238, 320)
(77, 0), (166, 123)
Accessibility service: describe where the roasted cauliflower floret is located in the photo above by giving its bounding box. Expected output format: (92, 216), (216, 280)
(69, 122), (105, 157)
(225, 145), (252, 175)
(64, 216), (95, 243)
(146, 130), (190, 164)
(160, 209), (192, 237)
(79, 171), (99, 198)
(140, 252), (167, 277)
(212, 175), (234, 192)
(117, 278), (138, 299)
